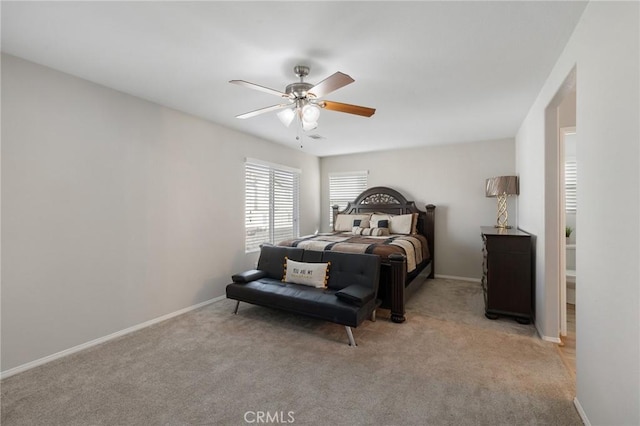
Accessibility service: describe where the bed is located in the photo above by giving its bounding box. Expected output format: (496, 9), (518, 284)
(278, 186), (435, 323)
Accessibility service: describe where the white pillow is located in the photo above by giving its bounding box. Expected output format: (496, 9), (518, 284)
(370, 213), (392, 229)
(389, 213), (416, 235)
(334, 214), (372, 232)
(283, 258), (330, 288)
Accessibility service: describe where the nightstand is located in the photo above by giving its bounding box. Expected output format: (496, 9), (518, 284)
(481, 226), (533, 324)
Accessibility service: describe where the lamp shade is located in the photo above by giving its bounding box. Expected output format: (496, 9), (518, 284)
(301, 104), (320, 123)
(302, 120), (318, 131)
(277, 108), (296, 127)
(485, 176), (519, 197)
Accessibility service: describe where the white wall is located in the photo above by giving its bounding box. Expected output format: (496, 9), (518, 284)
(1, 54), (321, 372)
(515, 2), (639, 424)
(320, 139), (515, 279)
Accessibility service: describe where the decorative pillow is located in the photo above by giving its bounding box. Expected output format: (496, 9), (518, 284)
(352, 218), (371, 228)
(410, 212), (419, 234)
(389, 213), (416, 235)
(370, 213), (392, 229)
(282, 258), (330, 288)
(352, 227), (390, 236)
(334, 214), (372, 232)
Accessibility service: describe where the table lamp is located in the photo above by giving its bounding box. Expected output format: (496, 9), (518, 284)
(485, 176), (519, 228)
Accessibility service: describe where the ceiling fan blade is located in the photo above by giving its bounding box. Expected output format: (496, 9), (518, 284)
(321, 101), (376, 117)
(229, 80), (289, 98)
(236, 104), (291, 119)
(308, 72), (354, 98)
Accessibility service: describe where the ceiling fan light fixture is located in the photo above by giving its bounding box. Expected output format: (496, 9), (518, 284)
(277, 108), (296, 127)
(301, 103), (321, 124)
(302, 120), (318, 132)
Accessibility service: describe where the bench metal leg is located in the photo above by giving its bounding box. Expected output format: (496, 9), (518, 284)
(345, 326), (357, 347)
(370, 310), (376, 322)
(233, 300), (240, 314)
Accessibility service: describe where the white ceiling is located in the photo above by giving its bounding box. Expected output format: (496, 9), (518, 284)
(1, 1), (587, 157)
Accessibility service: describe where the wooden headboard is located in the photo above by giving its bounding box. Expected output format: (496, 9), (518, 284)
(331, 186), (436, 264)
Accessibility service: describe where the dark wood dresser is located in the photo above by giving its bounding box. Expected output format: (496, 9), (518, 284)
(481, 226), (533, 324)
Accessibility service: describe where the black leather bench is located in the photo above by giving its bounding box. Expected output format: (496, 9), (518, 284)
(226, 245), (381, 346)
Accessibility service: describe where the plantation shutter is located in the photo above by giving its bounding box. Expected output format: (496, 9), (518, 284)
(565, 160), (577, 212)
(273, 168), (299, 244)
(329, 171), (368, 226)
(245, 162), (271, 252)
(245, 159), (299, 252)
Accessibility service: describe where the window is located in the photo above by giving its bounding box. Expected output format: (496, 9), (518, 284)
(245, 159), (300, 253)
(328, 171), (368, 227)
(565, 160), (577, 212)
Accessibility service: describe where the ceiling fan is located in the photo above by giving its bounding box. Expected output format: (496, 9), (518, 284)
(229, 65), (375, 132)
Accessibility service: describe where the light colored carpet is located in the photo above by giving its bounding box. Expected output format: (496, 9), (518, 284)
(1, 278), (580, 425)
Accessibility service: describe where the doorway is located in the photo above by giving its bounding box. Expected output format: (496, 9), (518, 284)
(560, 127), (577, 336)
(558, 127), (577, 379)
(543, 66), (576, 379)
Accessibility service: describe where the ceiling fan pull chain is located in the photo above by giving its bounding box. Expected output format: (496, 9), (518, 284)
(296, 115), (304, 149)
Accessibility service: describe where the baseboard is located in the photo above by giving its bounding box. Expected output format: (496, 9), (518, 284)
(535, 322), (562, 344)
(0, 295), (226, 380)
(574, 397), (591, 426)
(434, 274), (481, 283)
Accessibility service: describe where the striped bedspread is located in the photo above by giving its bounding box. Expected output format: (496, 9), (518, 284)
(278, 232), (430, 273)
